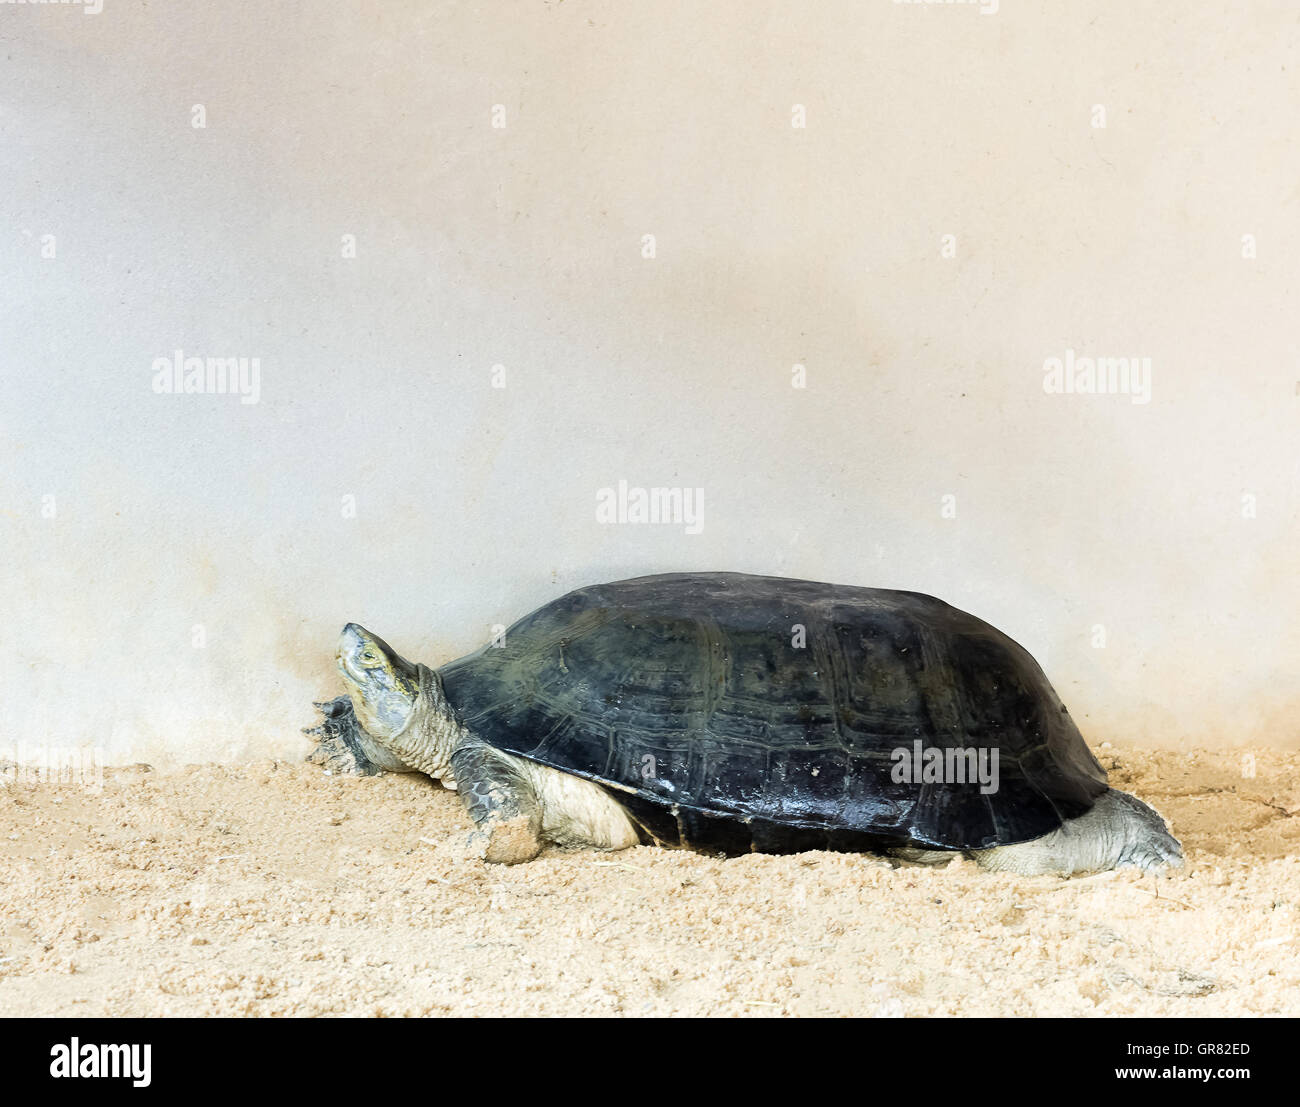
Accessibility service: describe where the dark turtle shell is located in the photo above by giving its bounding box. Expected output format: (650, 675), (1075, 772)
(437, 572), (1108, 853)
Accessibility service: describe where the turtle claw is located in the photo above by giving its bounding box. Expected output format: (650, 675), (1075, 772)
(303, 696), (385, 777)
(480, 814), (543, 865)
(431, 821), (542, 866)
(1113, 793), (1185, 876)
(1120, 833), (1185, 877)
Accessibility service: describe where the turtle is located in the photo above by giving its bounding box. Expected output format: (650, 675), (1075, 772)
(304, 571), (1183, 874)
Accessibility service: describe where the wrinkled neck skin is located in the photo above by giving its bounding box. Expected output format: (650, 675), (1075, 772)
(379, 665), (469, 785)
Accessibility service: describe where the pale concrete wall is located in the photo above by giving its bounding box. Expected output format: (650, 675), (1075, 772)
(3, 1), (1296, 767)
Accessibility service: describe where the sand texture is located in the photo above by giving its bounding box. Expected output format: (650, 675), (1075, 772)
(1, 747), (1297, 1017)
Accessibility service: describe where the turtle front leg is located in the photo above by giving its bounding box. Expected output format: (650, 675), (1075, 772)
(304, 696), (414, 777)
(448, 741), (544, 864)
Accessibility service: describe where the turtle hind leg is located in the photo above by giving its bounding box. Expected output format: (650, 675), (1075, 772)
(304, 696), (412, 777)
(970, 788), (1184, 876)
(448, 741), (544, 864)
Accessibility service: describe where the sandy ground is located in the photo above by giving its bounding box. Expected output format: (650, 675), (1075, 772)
(1, 746), (1297, 1017)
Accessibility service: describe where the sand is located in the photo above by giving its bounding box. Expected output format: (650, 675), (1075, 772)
(1, 746), (1297, 1017)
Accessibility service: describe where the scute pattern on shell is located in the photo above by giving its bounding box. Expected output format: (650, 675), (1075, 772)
(437, 573), (1108, 850)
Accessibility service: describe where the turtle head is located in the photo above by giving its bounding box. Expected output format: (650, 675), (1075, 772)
(336, 623), (421, 741)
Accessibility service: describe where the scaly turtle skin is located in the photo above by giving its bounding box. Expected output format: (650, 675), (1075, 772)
(305, 572), (1183, 874)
